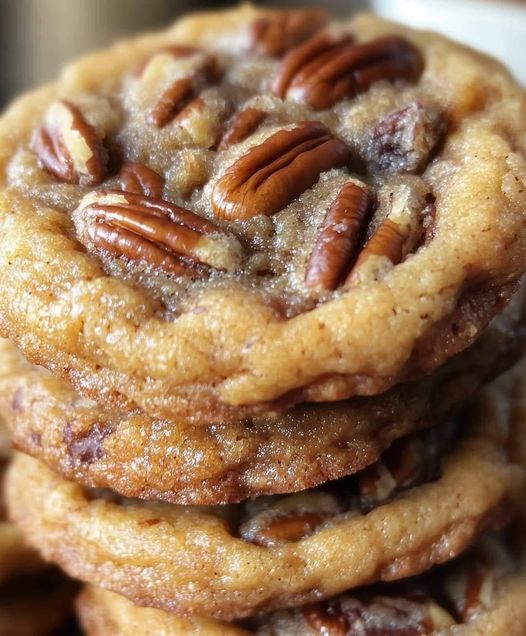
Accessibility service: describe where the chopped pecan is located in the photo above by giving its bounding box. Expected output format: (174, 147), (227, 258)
(273, 34), (423, 110)
(358, 436), (425, 510)
(446, 562), (494, 622)
(250, 9), (329, 58)
(242, 511), (328, 548)
(304, 595), (454, 635)
(149, 79), (213, 128)
(171, 96), (206, 124)
(31, 100), (107, 186)
(217, 108), (267, 151)
(74, 190), (242, 276)
(211, 121), (350, 221)
(139, 47), (219, 128)
(367, 102), (447, 174)
(305, 182), (372, 290)
(346, 185), (423, 286)
(119, 162), (165, 198)
(240, 492), (340, 548)
(461, 566), (493, 621)
(302, 602), (348, 635)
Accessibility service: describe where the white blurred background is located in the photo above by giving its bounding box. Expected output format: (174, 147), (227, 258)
(0, 0), (525, 108)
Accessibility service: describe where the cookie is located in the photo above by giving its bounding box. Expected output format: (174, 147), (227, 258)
(0, 284), (524, 504)
(7, 361), (524, 620)
(0, 7), (525, 422)
(77, 531), (526, 635)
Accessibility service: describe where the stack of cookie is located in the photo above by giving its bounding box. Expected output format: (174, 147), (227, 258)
(0, 5), (525, 634)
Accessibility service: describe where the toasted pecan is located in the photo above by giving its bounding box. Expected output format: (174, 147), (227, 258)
(31, 100), (107, 186)
(119, 162), (165, 198)
(138, 47), (219, 128)
(217, 108), (267, 151)
(305, 182), (372, 290)
(250, 9), (329, 58)
(273, 34), (423, 109)
(74, 190), (242, 276)
(212, 121), (350, 221)
(346, 185), (424, 286)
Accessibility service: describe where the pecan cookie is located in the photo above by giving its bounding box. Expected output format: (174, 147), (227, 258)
(0, 284), (524, 504)
(0, 7), (525, 422)
(7, 360), (525, 620)
(77, 530), (526, 635)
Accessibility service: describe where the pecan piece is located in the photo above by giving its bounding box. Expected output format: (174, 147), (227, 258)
(358, 436), (426, 510)
(250, 8), (329, 58)
(346, 185), (423, 286)
(243, 511), (328, 548)
(460, 566), (494, 621)
(119, 162), (165, 198)
(212, 121), (350, 221)
(74, 190), (242, 276)
(445, 562), (495, 622)
(217, 108), (267, 151)
(240, 492), (340, 548)
(302, 602), (348, 636)
(138, 47), (219, 128)
(367, 102), (447, 174)
(135, 45), (200, 77)
(305, 182), (372, 290)
(31, 100), (107, 186)
(273, 34), (423, 110)
(304, 595), (454, 635)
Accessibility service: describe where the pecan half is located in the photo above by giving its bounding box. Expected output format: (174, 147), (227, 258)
(139, 47), (219, 128)
(211, 121), (350, 221)
(31, 100), (107, 186)
(74, 190), (242, 276)
(273, 34), (423, 110)
(217, 108), (267, 151)
(346, 185), (423, 286)
(305, 182), (372, 290)
(250, 9), (329, 58)
(119, 162), (165, 198)
(367, 102), (447, 174)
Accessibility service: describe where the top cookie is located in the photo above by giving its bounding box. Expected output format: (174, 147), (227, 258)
(0, 6), (525, 422)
